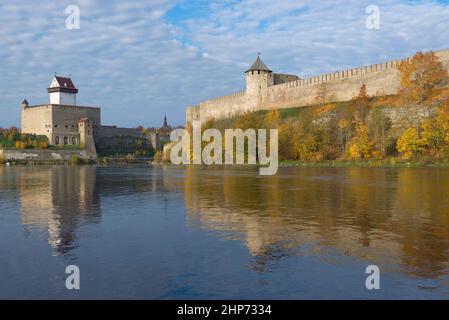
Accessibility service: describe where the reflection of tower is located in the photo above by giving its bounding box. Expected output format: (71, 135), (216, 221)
(18, 166), (101, 255)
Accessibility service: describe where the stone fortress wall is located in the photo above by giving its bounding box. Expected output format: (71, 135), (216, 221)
(186, 49), (449, 124)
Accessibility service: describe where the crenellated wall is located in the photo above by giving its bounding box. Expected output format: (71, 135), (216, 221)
(187, 48), (449, 124)
(198, 91), (246, 123)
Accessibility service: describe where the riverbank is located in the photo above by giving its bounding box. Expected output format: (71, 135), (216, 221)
(0, 156), (153, 166)
(3, 156), (449, 168)
(280, 158), (449, 168)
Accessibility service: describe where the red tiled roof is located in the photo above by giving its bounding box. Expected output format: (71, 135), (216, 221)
(55, 76), (77, 89)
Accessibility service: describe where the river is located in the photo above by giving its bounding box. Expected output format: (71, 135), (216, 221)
(0, 165), (448, 299)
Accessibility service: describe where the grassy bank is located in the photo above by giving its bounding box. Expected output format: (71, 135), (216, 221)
(0, 156), (153, 166)
(280, 158), (449, 168)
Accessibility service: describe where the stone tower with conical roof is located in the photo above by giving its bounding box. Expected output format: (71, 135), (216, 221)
(245, 54), (274, 110)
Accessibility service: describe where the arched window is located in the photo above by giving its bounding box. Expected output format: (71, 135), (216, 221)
(55, 136), (60, 145)
(63, 137), (68, 145)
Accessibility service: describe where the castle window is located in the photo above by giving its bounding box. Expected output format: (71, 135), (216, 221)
(65, 125), (68, 128)
(55, 136), (60, 145)
(63, 137), (68, 145)
(258, 70), (260, 74)
(72, 137), (77, 145)
(54, 124), (58, 128)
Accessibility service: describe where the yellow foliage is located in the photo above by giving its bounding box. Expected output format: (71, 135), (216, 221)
(338, 118), (350, 130)
(298, 132), (320, 161)
(347, 120), (376, 159)
(15, 141), (24, 149)
(264, 109), (281, 129)
(278, 120), (301, 160)
(397, 128), (425, 159)
(421, 107), (449, 150)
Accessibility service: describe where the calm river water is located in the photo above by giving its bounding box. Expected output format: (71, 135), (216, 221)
(0, 165), (448, 299)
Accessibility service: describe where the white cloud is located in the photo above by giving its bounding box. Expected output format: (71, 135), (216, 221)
(0, 0), (448, 127)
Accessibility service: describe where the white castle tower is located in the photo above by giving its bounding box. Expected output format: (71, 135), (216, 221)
(47, 75), (78, 105)
(245, 54), (274, 110)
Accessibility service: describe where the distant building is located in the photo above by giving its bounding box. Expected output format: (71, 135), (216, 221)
(157, 114), (172, 143)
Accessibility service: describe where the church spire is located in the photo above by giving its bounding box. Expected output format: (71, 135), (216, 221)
(163, 114), (168, 127)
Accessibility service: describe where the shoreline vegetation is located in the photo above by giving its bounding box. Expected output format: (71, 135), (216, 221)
(3, 158), (449, 168)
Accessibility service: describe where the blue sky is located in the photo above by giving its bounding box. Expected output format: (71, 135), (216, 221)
(0, 0), (449, 128)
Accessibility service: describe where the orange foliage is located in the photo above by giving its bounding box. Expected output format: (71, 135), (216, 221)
(398, 51), (448, 103)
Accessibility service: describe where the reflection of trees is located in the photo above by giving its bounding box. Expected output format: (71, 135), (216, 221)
(183, 166), (449, 278)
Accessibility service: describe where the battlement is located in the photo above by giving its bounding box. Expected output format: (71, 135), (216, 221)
(187, 48), (449, 124)
(200, 90), (246, 107)
(272, 58), (407, 91)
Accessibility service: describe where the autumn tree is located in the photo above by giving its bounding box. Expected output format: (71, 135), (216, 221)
(338, 118), (351, 151)
(397, 128), (425, 159)
(264, 109), (281, 129)
(398, 51), (448, 103)
(421, 106), (449, 154)
(352, 84), (370, 121)
(347, 120), (376, 159)
(369, 108), (391, 155)
(278, 120), (301, 160)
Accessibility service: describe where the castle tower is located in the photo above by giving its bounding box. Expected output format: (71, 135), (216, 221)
(79, 118), (97, 159)
(245, 54), (273, 110)
(47, 75), (78, 105)
(21, 98), (29, 109)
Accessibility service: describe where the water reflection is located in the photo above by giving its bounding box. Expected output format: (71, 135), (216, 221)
(15, 166), (101, 255)
(1, 165), (449, 281)
(182, 166), (449, 278)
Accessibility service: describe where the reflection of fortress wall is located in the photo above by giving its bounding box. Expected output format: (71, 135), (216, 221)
(187, 49), (449, 124)
(181, 167), (449, 277)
